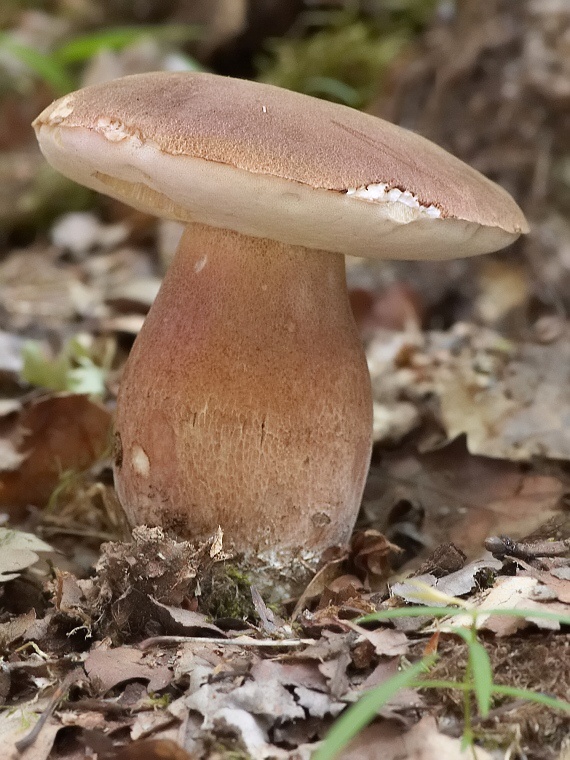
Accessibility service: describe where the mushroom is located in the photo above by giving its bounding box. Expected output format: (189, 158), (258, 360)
(33, 72), (528, 588)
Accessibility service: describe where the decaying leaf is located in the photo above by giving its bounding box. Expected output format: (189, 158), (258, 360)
(0, 609), (36, 650)
(147, 600), (226, 637)
(0, 701), (60, 760)
(0, 394), (112, 517)
(0, 528), (53, 582)
(446, 575), (570, 636)
(339, 715), (493, 760)
(369, 436), (565, 557)
(85, 646), (172, 694)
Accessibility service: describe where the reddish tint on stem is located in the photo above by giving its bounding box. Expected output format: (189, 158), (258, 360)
(114, 223), (373, 562)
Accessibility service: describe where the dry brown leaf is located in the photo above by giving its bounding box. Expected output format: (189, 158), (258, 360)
(350, 530), (401, 589)
(339, 716), (493, 759)
(0, 394), (111, 517)
(148, 599), (226, 637)
(372, 437), (565, 557)
(523, 566), (570, 605)
(251, 659), (327, 693)
(85, 646), (172, 694)
(351, 627), (409, 657)
(0, 609), (36, 650)
(110, 739), (195, 760)
(318, 649), (352, 699)
(0, 703), (60, 760)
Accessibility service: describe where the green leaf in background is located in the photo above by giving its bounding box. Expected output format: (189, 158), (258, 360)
(258, 19), (407, 109)
(257, 2), (439, 109)
(0, 24), (202, 96)
(21, 335), (111, 397)
(21, 340), (70, 392)
(53, 24), (200, 65)
(0, 33), (74, 95)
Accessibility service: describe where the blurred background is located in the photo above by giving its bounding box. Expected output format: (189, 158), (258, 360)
(0, 0), (569, 559)
(2, 0), (569, 340)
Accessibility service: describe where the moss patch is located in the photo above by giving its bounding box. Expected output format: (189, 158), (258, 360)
(199, 563), (256, 621)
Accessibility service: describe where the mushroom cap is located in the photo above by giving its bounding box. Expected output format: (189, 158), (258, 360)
(33, 72), (528, 260)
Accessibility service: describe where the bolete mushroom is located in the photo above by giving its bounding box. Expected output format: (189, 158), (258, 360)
(33, 72), (527, 587)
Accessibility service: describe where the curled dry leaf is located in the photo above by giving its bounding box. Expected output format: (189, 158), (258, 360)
(147, 599), (226, 637)
(350, 530), (402, 589)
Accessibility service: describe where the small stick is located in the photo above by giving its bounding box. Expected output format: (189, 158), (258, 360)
(15, 668), (83, 752)
(485, 535), (570, 560)
(138, 635), (314, 650)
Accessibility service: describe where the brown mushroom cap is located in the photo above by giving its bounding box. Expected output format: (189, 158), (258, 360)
(33, 71), (528, 260)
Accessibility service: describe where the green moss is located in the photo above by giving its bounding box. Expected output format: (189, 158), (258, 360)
(256, 3), (439, 109)
(199, 563), (256, 621)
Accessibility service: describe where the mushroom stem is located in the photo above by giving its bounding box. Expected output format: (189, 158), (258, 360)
(114, 222), (372, 569)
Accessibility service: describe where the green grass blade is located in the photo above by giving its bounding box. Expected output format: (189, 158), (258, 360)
(0, 35), (75, 94)
(467, 639), (493, 716)
(492, 685), (570, 714)
(311, 656), (435, 760)
(417, 681), (570, 716)
(54, 24), (200, 64)
(357, 606), (465, 624)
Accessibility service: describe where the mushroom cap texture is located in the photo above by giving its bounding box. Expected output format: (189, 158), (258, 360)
(33, 71), (528, 260)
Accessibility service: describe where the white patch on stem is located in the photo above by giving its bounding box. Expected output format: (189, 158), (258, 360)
(131, 445), (150, 477)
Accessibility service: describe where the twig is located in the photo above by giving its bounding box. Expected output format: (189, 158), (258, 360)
(60, 698), (132, 715)
(485, 535), (570, 560)
(15, 668), (84, 752)
(138, 635), (314, 650)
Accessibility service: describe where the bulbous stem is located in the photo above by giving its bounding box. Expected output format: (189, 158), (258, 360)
(114, 222), (372, 567)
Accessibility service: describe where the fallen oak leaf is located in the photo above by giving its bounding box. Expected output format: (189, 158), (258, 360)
(342, 621), (409, 657)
